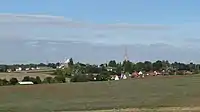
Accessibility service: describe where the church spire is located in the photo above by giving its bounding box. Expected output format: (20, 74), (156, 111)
(124, 46), (128, 61)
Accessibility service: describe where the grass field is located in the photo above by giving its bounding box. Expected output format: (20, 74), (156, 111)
(0, 72), (54, 81)
(1, 75), (200, 112)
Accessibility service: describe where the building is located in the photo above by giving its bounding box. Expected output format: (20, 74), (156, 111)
(16, 67), (22, 71)
(7, 69), (12, 73)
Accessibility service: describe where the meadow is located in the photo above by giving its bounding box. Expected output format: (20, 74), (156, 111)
(1, 75), (200, 112)
(0, 72), (54, 81)
(0, 68), (55, 81)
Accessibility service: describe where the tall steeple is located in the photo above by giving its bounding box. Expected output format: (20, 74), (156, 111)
(124, 46), (128, 61)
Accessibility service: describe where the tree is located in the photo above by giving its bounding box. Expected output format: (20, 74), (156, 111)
(135, 62), (145, 71)
(144, 61), (152, 72)
(153, 60), (163, 71)
(35, 76), (42, 84)
(108, 60), (117, 67)
(123, 60), (133, 73)
(0, 65), (8, 72)
(9, 78), (18, 85)
(85, 65), (100, 73)
(68, 58), (74, 67)
(116, 63), (122, 75)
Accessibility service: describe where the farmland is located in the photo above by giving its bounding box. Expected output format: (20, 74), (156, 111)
(0, 72), (54, 81)
(1, 75), (200, 112)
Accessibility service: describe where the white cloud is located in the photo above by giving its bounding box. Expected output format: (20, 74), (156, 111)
(0, 13), (170, 30)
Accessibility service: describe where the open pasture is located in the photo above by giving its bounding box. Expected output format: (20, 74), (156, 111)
(0, 72), (54, 81)
(1, 75), (200, 112)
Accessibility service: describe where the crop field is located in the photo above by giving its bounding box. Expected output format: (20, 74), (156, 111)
(1, 75), (200, 112)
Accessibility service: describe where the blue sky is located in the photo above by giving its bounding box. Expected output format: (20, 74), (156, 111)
(0, 0), (200, 63)
(1, 0), (200, 24)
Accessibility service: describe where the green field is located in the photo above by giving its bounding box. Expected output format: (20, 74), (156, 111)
(0, 72), (54, 81)
(1, 75), (200, 112)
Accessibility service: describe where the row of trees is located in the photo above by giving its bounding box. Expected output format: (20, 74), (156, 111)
(1, 59), (198, 73)
(108, 60), (199, 73)
(54, 59), (200, 75)
(0, 75), (66, 86)
(1, 58), (199, 84)
(52, 59), (200, 82)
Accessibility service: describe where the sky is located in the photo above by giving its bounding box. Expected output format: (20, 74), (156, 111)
(0, 0), (200, 64)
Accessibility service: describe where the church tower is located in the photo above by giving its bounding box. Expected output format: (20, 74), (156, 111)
(124, 46), (128, 61)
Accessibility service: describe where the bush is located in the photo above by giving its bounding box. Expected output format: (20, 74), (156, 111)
(54, 76), (66, 83)
(96, 75), (104, 81)
(70, 74), (89, 82)
(0, 79), (9, 86)
(9, 78), (18, 85)
(21, 76), (42, 84)
(29, 77), (38, 84)
(43, 77), (55, 84)
(87, 74), (95, 81)
(22, 76), (30, 81)
(35, 76), (42, 84)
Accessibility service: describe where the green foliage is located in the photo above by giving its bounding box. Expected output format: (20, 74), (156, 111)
(70, 74), (89, 82)
(9, 78), (18, 85)
(35, 76), (42, 84)
(22, 76), (31, 81)
(153, 60), (163, 71)
(123, 60), (133, 73)
(0, 65), (8, 72)
(54, 75), (66, 83)
(68, 58), (74, 67)
(53, 68), (72, 78)
(0, 79), (9, 86)
(108, 60), (117, 67)
(43, 77), (55, 84)
(21, 76), (42, 84)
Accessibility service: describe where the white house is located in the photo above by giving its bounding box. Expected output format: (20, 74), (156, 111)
(138, 71), (143, 75)
(25, 68), (30, 71)
(7, 69), (12, 73)
(16, 67), (22, 71)
(58, 58), (70, 69)
(122, 74), (127, 79)
(114, 75), (119, 80)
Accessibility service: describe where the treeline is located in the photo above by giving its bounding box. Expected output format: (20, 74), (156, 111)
(1, 59), (200, 84)
(0, 63), (59, 72)
(0, 75), (66, 86)
(52, 59), (200, 82)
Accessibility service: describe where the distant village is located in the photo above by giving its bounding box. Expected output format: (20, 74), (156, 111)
(0, 57), (198, 86)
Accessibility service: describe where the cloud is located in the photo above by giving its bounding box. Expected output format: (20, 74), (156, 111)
(184, 38), (200, 43)
(1, 39), (200, 64)
(0, 13), (170, 30)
